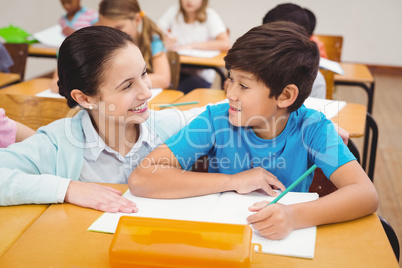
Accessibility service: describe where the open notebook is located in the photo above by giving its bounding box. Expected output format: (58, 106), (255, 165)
(88, 190), (318, 259)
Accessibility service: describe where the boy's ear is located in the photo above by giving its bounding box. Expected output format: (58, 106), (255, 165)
(70, 89), (96, 110)
(278, 84), (298, 109)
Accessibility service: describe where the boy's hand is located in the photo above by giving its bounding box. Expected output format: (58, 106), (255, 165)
(247, 201), (294, 240)
(64, 181), (138, 213)
(230, 167), (286, 196)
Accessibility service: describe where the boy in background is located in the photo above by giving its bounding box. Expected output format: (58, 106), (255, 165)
(129, 21), (378, 240)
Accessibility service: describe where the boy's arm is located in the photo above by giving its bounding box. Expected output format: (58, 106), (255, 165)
(248, 160), (378, 240)
(129, 144), (285, 199)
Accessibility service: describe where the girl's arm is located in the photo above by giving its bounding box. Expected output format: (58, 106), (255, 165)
(248, 160), (378, 240)
(177, 31), (231, 51)
(15, 121), (35, 142)
(129, 144), (285, 199)
(147, 52), (171, 89)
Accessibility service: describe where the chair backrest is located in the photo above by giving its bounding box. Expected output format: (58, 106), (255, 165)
(378, 215), (400, 261)
(315, 34), (343, 62)
(3, 43), (28, 81)
(315, 35), (343, 99)
(0, 93), (77, 130)
(167, 51), (180, 90)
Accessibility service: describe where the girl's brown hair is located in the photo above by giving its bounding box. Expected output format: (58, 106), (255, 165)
(178, 0), (209, 23)
(99, 0), (163, 72)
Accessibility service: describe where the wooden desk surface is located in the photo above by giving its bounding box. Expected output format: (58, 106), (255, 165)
(0, 204), (49, 257)
(179, 52), (226, 68)
(0, 73), (21, 88)
(0, 78), (184, 107)
(0, 184), (397, 267)
(172, 88), (366, 138)
(335, 63), (374, 84)
(28, 44), (57, 58)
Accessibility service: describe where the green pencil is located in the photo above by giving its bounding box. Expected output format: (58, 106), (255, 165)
(267, 164), (318, 206)
(158, 101), (200, 108)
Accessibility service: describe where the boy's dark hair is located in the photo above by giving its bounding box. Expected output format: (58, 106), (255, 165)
(224, 21), (320, 112)
(303, 8), (316, 36)
(262, 3), (311, 38)
(57, 26), (135, 108)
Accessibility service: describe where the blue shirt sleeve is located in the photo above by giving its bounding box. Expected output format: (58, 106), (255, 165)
(165, 105), (218, 170)
(151, 34), (166, 56)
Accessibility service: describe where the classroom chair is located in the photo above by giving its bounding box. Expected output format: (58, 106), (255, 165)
(3, 43), (28, 81)
(0, 93), (78, 130)
(379, 215), (400, 262)
(167, 51), (181, 90)
(362, 113), (378, 181)
(315, 34), (343, 100)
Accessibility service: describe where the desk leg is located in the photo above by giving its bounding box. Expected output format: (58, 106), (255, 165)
(334, 81), (375, 114)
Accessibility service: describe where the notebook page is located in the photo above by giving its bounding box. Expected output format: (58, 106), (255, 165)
(208, 191), (319, 259)
(88, 191), (221, 234)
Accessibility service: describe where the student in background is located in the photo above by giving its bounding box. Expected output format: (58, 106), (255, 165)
(0, 108), (35, 148)
(129, 22), (378, 240)
(303, 7), (328, 59)
(98, 0), (170, 89)
(262, 3), (326, 99)
(158, 0), (231, 93)
(59, 0), (98, 37)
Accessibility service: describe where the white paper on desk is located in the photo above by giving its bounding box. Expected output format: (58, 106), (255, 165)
(177, 49), (220, 58)
(319, 57), (344, 75)
(35, 89), (64, 98)
(304, 96), (346, 119)
(88, 192), (221, 234)
(33, 25), (65, 48)
(209, 191), (318, 259)
(150, 88), (162, 101)
(88, 190), (318, 259)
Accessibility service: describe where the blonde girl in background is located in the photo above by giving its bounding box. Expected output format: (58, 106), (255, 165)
(98, 0), (171, 89)
(158, 0), (231, 93)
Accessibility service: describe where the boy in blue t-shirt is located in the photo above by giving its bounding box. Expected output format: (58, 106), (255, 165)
(129, 21), (378, 240)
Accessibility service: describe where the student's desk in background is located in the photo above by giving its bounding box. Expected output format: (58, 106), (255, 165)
(28, 44), (57, 58)
(0, 183), (398, 267)
(335, 63), (375, 114)
(179, 52), (227, 88)
(170, 88), (367, 138)
(0, 78), (185, 106)
(0, 73), (21, 88)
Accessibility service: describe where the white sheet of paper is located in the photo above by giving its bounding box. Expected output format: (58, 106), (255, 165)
(33, 24), (65, 48)
(88, 190), (318, 259)
(88, 191), (221, 234)
(35, 89), (64, 98)
(304, 97), (346, 119)
(177, 49), (220, 58)
(208, 191), (318, 259)
(150, 88), (162, 101)
(319, 57), (344, 75)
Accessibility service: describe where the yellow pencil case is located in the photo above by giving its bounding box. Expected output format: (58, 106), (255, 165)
(109, 216), (261, 268)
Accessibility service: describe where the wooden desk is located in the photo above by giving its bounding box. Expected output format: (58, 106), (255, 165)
(0, 78), (184, 106)
(335, 63), (375, 114)
(28, 44), (57, 58)
(0, 184), (397, 267)
(0, 73), (21, 88)
(172, 88), (366, 138)
(0, 204), (49, 257)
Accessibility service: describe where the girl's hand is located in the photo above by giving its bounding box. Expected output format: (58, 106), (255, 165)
(64, 181), (138, 213)
(62, 26), (75, 37)
(247, 201), (294, 240)
(230, 167), (286, 196)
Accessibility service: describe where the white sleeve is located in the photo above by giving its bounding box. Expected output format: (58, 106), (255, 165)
(206, 8), (227, 39)
(157, 5), (179, 33)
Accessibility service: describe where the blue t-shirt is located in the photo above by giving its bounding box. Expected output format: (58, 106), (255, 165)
(165, 103), (355, 192)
